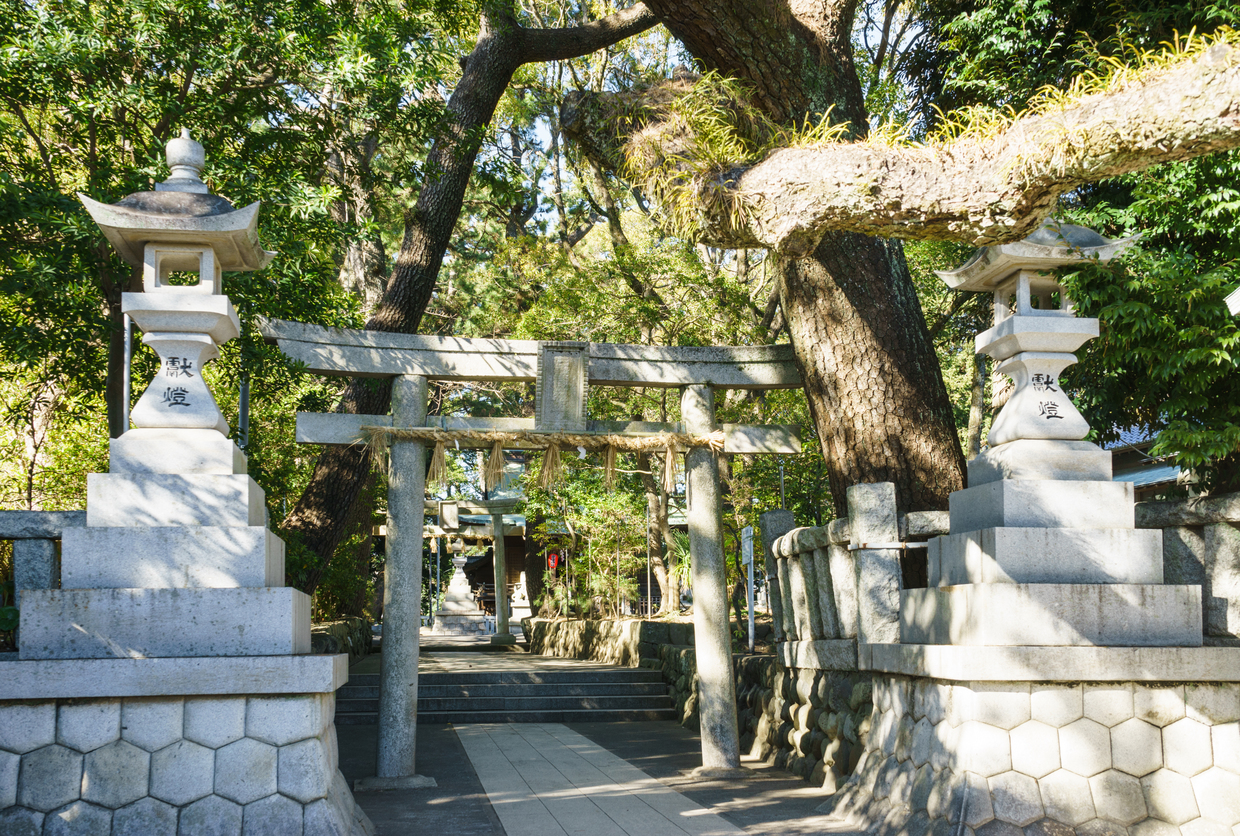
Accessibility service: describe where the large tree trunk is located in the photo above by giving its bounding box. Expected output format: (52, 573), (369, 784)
(646, 0), (964, 514)
(281, 3), (657, 592)
(778, 233), (965, 513)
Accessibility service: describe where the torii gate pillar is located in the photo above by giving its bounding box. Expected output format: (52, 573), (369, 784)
(490, 513), (516, 645)
(362, 374), (435, 789)
(682, 384), (742, 773)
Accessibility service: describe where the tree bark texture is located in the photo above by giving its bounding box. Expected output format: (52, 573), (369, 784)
(282, 3), (658, 591)
(619, 41), (1240, 253)
(779, 234), (965, 512)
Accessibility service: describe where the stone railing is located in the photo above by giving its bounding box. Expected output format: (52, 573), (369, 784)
(1136, 491), (1240, 644)
(765, 483), (949, 670)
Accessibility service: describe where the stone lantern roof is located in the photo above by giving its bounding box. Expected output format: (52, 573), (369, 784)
(935, 219), (1137, 291)
(77, 129), (275, 272)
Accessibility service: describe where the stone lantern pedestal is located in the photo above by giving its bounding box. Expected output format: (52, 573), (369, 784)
(824, 223), (1240, 834)
(0, 133), (372, 835)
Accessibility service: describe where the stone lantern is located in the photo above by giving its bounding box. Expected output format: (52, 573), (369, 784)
(773, 222), (1240, 835)
(80, 129), (272, 445)
(0, 133), (372, 834)
(937, 220), (1122, 455)
(901, 220), (1202, 648)
(433, 536), (490, 635)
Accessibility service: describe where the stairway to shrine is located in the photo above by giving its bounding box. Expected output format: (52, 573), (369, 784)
(335, 652), (677, 724)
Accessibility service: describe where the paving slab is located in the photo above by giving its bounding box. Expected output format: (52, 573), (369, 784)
(457, 723), (741, 836)
(341, 723), (504, 836)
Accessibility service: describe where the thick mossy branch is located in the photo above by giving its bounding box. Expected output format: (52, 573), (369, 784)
(564, 33), (1240, 255)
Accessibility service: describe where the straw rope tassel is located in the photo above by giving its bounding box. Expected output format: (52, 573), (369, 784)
(427, 440), (448, 491)
(536, 443), (563, 491)
(604, 445), (617, 491)
(484, 440), (505, 491)
(662, 444), (678, 495)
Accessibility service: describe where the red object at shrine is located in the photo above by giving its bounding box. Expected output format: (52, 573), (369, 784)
(547, 552), (560, 569)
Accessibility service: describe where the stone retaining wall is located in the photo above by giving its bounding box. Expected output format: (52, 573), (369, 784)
(0, 693), (373, 836)
(310, 618), (372, 667)
(825, 675), (1240, 834)
(523, 617), (695, 668)
(658, 644), (873, 789)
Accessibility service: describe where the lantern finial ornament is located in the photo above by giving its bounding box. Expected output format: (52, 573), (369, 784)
(157, 129), (209, 194)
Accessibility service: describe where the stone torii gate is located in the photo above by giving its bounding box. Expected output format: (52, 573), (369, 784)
(262, 319), (803, 779)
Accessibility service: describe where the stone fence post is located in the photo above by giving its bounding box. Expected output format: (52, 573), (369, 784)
(826, 519), (858, 639)
(1, 512), (86, 611)
(759, 509), (794, 643)
(846, 483), (901, 644)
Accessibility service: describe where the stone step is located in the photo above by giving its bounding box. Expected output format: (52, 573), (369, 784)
(336, 707), (679, 725)
(336, 663), (673, 724)
(901, 582), (1203, 647)
(948, 479), (1134, 533)
(19, 587), (310, 659)
(414, 682), (671, 698)
(928, 526), (1163, 586)
(338, 682), (669, 700)
(338, 694), (673, 713)
(61, 525), (285, 589)
(86, 472), (266, 527)
(346, 670), (664, 687)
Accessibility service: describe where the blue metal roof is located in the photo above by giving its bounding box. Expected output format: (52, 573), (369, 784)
(1114, 463), (1180, 488)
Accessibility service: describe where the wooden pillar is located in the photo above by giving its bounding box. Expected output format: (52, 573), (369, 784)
(372, 374), (433, 786)
(490, 513), (515, 645)
(681, 384), (741, 772)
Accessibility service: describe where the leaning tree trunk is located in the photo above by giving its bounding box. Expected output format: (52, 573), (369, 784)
(644, 0), (965, 514)
(280, 3), (657, 592)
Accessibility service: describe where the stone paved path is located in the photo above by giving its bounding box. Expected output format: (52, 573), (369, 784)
(455, 723), (745, 836)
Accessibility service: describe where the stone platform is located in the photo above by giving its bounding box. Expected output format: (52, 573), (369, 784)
(819, 644), (1240, 834)
(430, 613), (493, 636)
(0, 657), (370, 836)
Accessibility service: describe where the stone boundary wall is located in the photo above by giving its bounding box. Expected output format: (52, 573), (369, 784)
(524, 617), (873, 789)
(659, 645), (873, 789)
(310, 618), (372, 667)
(1136, 492), (1240, 645)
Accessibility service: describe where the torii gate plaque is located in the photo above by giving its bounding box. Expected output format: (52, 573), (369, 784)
(263, 319), (803, 775)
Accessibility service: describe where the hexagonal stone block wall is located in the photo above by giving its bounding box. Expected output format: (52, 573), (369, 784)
(0, 694), (373, 836)
(821, 675), (1240, 835)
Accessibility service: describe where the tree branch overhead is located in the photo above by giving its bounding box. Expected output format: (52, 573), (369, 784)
(575, 40), (1240, 256)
